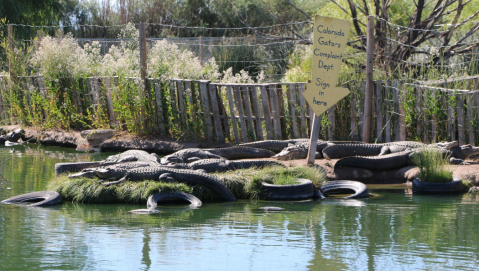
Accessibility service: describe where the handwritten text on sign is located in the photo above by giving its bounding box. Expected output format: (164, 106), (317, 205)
(303, 16), (351, 116)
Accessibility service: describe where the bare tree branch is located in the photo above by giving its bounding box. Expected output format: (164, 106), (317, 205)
(284, 0), (313, 21)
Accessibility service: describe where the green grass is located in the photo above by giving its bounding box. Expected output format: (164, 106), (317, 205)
(213, 165), (327, 200)
(49, 165), (328, 203)
(411, 148), (454, 183)
(47, 176), (192, 204)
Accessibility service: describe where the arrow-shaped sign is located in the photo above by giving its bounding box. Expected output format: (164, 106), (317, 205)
(304, 16), (351, 165)
(302, 16), (351, 116)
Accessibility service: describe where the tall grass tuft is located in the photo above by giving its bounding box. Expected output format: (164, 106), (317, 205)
(411, 148), (454, 183)
(213, 165), (327, 200)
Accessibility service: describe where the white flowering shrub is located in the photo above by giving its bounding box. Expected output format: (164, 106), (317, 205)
(23, 22), (262, 133)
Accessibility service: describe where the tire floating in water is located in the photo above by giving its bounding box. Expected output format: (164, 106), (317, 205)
(321, 180), (369, 199)
(147, 191), (202, 209)
(261, 178), (314, 200)
(1, 191), (62, 207)
(412, 178), (466, 194)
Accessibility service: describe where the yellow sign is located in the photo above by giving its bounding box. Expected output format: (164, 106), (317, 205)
(303, 16), (351, 116)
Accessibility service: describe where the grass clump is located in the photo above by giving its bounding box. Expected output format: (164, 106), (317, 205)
(213, 165), (327, 200)
(411, 148), (454, 183)
(47, 176), (192, 204)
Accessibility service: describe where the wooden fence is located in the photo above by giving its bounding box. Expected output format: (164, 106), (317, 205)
(1, 75), (479, 145)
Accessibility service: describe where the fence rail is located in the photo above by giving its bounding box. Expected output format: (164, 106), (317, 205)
(1, 75), (479, 144)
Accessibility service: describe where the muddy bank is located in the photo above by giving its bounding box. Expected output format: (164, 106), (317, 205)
(0, 125), (228, 154)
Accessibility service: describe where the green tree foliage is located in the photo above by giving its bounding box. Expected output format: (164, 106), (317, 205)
(0, 0), (85, 25)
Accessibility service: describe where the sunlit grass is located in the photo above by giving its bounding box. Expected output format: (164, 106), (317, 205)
(411, 148), (454, 183)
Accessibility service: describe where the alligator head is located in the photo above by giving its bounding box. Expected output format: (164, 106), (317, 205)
(433, 141), (459, 150)
(451, 144), (479, 160)
(68, 167), (126, 179)
(272, 144), (308, 160)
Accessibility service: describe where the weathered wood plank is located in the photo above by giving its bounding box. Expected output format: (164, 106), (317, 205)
(241, 85), (256, 141)
(91, 77), (102, 107)
(398, 82), (406, 141)
(226, 85), (240, 143)
(385, 81), (391, 143)
(359, 82), (365, 141)
(415, 87), (422, 141)
(288, 84), (299, 138)
(350, 91), (358, 141)
(153, 79), (166, 135)
(104, 77), (117, 126)
(375, 81), (383, 142)
(447, 84), (456, 141)
(184, 80), (197, 141)
(393, 81), (401, 141)
(216, 85), (231, 141)
(260, 84), (274, 140)
(169, 80), (179, 136)
(199, 81), (214, 141)
(233, 84), (248, 142)
(466, 81), (475, 145)
(136, 78), (145, 133)
(429, 90), (435, 143)
(297, 84), (308, 138)
(276, 85), (287, 140)
(209, 84), (225, 143)
(249, 85), (264, 141)
(269, 84), (282, 139)
(176, 80), (187, 134)
(327, 105), (335, 141)
(456, 93), (466, 146)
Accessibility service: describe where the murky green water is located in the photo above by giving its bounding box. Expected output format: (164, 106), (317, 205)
(1, 144), (479, 270)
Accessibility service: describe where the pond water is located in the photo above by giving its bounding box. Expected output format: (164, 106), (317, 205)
(1, 144), (479, 271)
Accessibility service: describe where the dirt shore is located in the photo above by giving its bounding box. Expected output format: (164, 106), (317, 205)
(3, 125), (479, 185)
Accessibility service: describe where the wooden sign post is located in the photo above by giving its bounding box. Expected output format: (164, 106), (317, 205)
(302, 16), (351, 165)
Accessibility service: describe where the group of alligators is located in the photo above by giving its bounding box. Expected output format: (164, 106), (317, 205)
(64, 139), (479, 203)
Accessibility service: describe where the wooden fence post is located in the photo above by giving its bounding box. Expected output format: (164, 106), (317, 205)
(362, 15), (375, 143)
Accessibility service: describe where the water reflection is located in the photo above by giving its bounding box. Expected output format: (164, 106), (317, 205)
(2, 145), (479, 270)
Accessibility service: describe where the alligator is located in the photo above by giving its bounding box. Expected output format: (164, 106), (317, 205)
(238, 139), (310, 153)
(160, 146), (275, 165)
(323, 141), (459, 159)
(271, 140), (364, 160)
(164, 159), (284, 173)
(69, 165), (236, 201)
(334, 144), (479, 171)
(334, 150), (412, 171)
(322, 143), (384, 159)
(101, 150), (161, 166)
(273, 142), (325, 160)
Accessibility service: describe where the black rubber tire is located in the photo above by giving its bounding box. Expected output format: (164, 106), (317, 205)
(163, 168), (236, 202)
(55, 161), (103, 176)
(261, 178), (313, 200)
(147, 191), (202, 208)
(412, 178), (466, 194)
(1, 191), (62, 207)
(321, 180), (369, 199)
